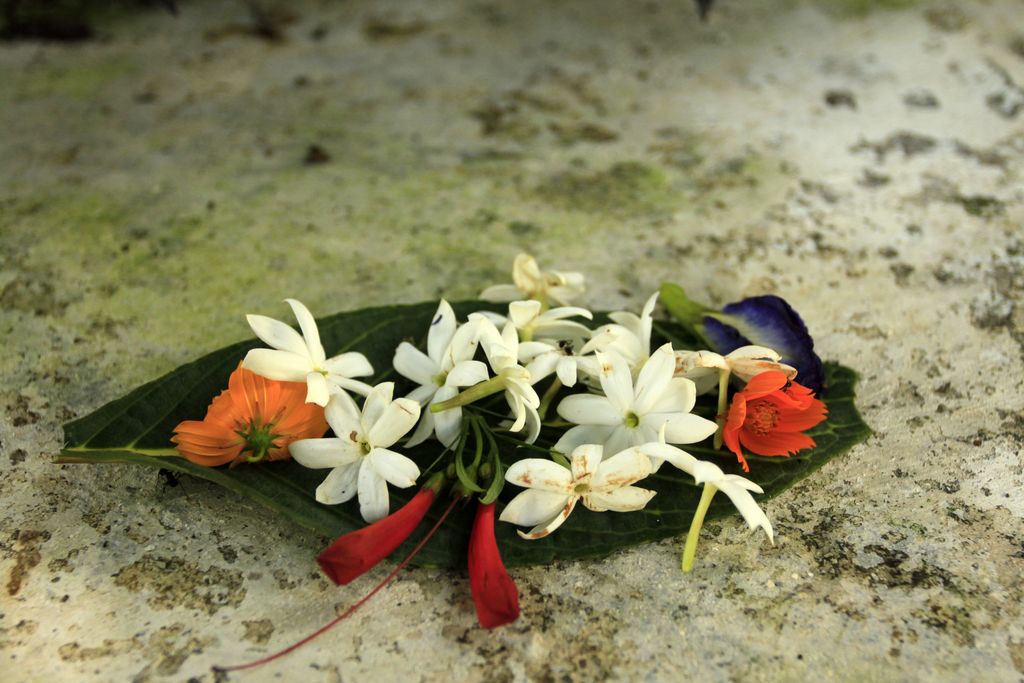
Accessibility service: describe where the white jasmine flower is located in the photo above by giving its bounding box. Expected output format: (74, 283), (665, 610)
(393, 301), (488, 447)
(243, 299), (373, 407)
(581, 292), (658, 370)
(554, 343), (718, 458)
(475, 300), (593, 342)
(518, 337), (594, 388)
(675, 345), (797, 394)
(499, 444), (655, 539)
(480, 253), (586, 307)
(642, 439), (773, 571)
(290, 383), (421, 523)
(476, 320), (542, 442)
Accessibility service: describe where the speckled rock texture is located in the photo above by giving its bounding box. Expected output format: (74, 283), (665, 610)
(2, 0), (1023, 680)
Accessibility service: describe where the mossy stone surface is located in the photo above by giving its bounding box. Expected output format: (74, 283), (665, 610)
(2, 0), (1024, 680)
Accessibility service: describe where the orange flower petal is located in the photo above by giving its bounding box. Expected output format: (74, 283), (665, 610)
(739, 429), (815, 456)
(172, 365), (328, 468)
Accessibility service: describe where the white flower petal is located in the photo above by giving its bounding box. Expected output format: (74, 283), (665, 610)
(246, 314), (308, 357)
(584, 486), (656, 512)
(570, 444), (602, 480)
(361, 382), (394, 434)
(680, 367), (720, 395)
(721, 473), (765, 494)
(505, 458), (573, 493)
(525, 351), (558, 384)
(305, 372), (330, 406)
(639, 292), (658, 349)
(445, 360), (489, 388)
(645, 377), (697, 415)
(444, 319), (482, 366)
(357, 462), (390, 522)
(608, 311), (641, 337)
(324, 390), (361, 434)
(553, 424), (614, 456)
(726, 345), (781, 361)
(717, 481), (774, 544)
(315, 463), (361, 505)
(517, 497), (578, 539)
(323, 352), (373, 378)
(633, 343), (676, 415)
(555, 357), (579, 387)
(366, 397), (420, 448)
(691, 459), (722, 483)
(602, 426), (634, 459)
(498, 489), (571, 527)
(405, 408), (435, 447)
(556, 394), (620, 426)
(504, 371), (540, 404)
(393, 342), (437, 387)
(479, 283), (522, 303)
(329, 377), (373, 397)
(519, 340), (556, 362)
(522, 404), (541, 444)
(640, 442), (698, 476)
(405, 383), (437, 406)
(596, 351), (635, 414)
(648, 412), (718, 445)
(591, 447), (651, 489)
(431, 386), (463, 447)
(242, 348), (311, 382)
(533, 320), (592, 340)
(544, 306), (593, 321)
(369, 448), (420, 488)
(285, 298), (326, 365)
(290, 438), (359, 469)
(427, 300), (457, 365)
(504, 391), (527, 432)
(509, 300), (542, 329)
(512, 253), (542, 292)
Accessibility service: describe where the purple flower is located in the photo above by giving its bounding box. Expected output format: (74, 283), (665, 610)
(702, 295), (825, 394)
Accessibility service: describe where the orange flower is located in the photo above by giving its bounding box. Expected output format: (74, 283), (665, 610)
(172, 366), (328, 467)
(722, 370), (827, 472)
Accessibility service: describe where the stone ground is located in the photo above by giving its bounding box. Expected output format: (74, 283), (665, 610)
(2, 0), (1023, 680)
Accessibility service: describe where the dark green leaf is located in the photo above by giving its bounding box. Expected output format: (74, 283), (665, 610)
(60, 301), (870, 568)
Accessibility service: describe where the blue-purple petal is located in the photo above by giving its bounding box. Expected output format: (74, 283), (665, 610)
(702, 295), (825, 394)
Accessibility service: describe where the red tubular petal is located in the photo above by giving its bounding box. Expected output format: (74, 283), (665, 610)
(468, 502), (520, 629)
(317, 488), (436, 585)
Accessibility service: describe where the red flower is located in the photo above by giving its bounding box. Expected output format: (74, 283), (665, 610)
(723, 370), (827, 472)
(318, 481), (439, 585)
(468, 502), (520, 629)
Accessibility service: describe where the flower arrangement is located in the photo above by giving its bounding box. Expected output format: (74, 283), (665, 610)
(59, 254), (869, 670)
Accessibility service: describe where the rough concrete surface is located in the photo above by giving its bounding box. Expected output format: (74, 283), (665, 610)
(2, 0), (1023, 680)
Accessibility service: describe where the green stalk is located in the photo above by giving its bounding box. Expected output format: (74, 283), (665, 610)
(431, 375), (506, 412)
(537, 378), (563, 421)
(713, 369), (730, 450)
(681, 484), (718, 573)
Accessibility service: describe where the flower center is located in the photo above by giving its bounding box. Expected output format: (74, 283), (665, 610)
(624, 411), (640, 429)
(573, 482), (589, 494)
(432, 371), (448, 387)
(236, 419), (279, 462)
(747, 400), (780, 436)
(348, 430), (372, 456)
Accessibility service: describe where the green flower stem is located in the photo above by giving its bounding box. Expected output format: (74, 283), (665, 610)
(430, 376), (506, 413)
(713, 369), (730, 450)
(681, 483), (718, 573)
(537, 378), (563, 421)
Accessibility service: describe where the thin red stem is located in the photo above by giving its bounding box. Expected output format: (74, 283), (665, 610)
(214, 497), (460, 674)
